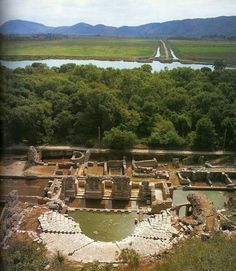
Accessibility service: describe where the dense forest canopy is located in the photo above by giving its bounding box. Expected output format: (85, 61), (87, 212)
(0, 63), (235, 150)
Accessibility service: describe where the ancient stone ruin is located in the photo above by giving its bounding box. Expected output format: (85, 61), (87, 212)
(180, 193), (219, 232)
(85, 176), (105, 199)
(27, 146), (41, 165)
(177, 168), (236, 188)
(112, 175), (132, 199)
(107, 158), (127, 175)
(151, 181), (173, 213)
(38, 210), (182, 262)
(132, 158), (169, 179)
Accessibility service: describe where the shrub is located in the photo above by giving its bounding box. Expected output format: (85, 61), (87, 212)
(52, 251), (65, 268)
(80, 261), (115, 271)
(118, 248), (140, 271)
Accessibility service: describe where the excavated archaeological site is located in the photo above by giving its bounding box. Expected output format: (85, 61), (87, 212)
(0, 146), (236, 262)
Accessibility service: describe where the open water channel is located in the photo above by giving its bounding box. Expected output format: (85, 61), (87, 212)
(0, 58), (212, 71)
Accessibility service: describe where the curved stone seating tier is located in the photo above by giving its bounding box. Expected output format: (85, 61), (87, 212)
(116, 212), (179, 256)
(38, 210), (182, 262)
(38, 211), (81, 234)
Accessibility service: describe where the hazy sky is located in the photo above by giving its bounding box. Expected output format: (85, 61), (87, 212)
(1, 0), (236, 26)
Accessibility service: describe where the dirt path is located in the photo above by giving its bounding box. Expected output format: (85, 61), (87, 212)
(37, 146), (236, 156)
(4, 145), (236, 156)
(160, 40), (169, 60)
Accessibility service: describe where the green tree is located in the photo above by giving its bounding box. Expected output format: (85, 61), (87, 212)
(103, 127), (137, 149)
(53, 110), (73, 142)
(171, 113), (191, 137)
(141, 64), (152, 73)
(194, 117), (217, 150)
(73, 89), (122, 139)
(164, 91), (188, 113)
(213, 60), (226, 70)
(121, 109), (142, 132)
(1, 64), (235, 150)
(149, 119), (185, 148)
(7, 102), (53, 144)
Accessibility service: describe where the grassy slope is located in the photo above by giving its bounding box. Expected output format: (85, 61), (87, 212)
(0, 39), (157, 59)
(169, 39), (236, 64)
(154, 234), (236, 271)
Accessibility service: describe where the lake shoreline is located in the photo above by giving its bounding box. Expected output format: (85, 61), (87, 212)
(0, 54), (222, 66)
(1, 55), (235, 68)
(0, 54), (153, 62)
(0, 58), (214, 71)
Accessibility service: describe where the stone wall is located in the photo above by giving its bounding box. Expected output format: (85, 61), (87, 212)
(178, 168), (236, 187)
(139, 181), (151, 202)
(71, 151), (85, 164)
(85, 176), (105, 199)
(112, 176), (131, 199)
(61, 177), (77, 199)
(133, 158), (158, 168)
(151, 182), (173, 213)
(107, 158), (127, 175)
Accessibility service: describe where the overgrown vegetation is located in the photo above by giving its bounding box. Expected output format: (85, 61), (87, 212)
(154, 234), (236, 271)
(51, 251), (67, 270)
(80, 262), (115, 271)
(1, 235), (236, 271)
(0, 240), (49, 271)
(1, 63), (236, 150)
(118, 248), (140, 271)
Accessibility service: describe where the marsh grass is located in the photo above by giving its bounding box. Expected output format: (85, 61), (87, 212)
(1, 39), (157, 59)
(169, 39), (236, 64)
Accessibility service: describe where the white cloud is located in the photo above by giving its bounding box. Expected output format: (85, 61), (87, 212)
(0, 0), (235, 26)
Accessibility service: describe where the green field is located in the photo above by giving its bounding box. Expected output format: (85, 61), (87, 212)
(0, 38), (157, 60)
(169, 39), (236, 64)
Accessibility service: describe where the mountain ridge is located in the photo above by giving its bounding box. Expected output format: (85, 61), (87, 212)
(1, 16), (236, 37)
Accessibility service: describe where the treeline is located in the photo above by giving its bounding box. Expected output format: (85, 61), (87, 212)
(0, 34), (138, 41)
(0, 34), (69, 41)
(170, 35), (236, 40)
(0, 63), (236, 150)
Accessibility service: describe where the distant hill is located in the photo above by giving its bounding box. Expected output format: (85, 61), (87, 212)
(0, 19), (53, 35)
(1, 16), (236, 37)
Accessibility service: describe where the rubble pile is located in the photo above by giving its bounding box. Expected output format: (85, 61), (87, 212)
(181, 193), (219, 232)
